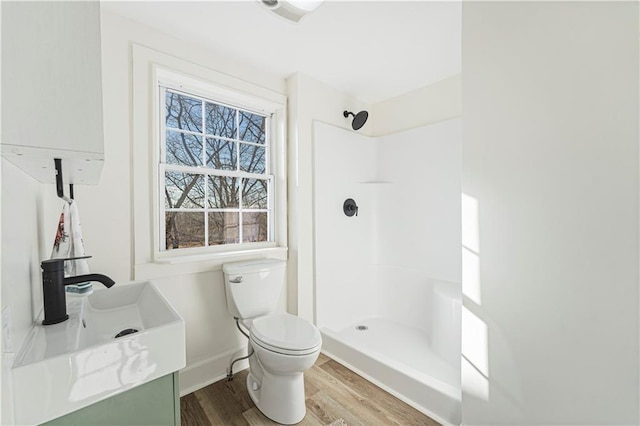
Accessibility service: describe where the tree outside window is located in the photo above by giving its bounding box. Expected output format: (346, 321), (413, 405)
(161, 89), (271, 251)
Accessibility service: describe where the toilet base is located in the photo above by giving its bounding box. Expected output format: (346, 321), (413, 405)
(246, 369), (307, 424)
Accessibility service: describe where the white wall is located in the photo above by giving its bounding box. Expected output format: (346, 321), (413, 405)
(372, 75), (461, 136)
(1, 162), (45, 369)
(462, 2), (639, 424)
(0, 161), (59, 424)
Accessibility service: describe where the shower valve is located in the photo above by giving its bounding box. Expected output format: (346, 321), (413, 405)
(343, 198), (358, 217)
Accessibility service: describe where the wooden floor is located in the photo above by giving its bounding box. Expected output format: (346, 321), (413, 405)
(180, 353), (439, 426)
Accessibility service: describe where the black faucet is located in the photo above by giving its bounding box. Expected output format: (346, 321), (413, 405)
(41, 256), (115, 325)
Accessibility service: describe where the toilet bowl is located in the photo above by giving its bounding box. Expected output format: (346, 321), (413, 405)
(245, 312), (321, 424)
(223, 259), (322, 425)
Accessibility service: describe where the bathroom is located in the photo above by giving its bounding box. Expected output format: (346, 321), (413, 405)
(1, 1), (639, 425)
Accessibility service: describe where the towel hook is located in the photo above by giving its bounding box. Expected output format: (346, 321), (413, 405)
(54, 158), (74, 202)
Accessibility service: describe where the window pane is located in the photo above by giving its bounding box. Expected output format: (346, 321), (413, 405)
(166, 131), (202, 166)
(243, 212), (268, 243)
(165, 172), (204, 209)
(208, 212), (239, 245)
(206, 138), (236, 170)
(165, 212), (205, 250)
(240, 143), (266, 174)
(239, 111), (266, 144)
(166, 92), (202, 132)
(242, 178), (268, 209)
(205, 103), (236, 138)
(208, 176), (239, 208)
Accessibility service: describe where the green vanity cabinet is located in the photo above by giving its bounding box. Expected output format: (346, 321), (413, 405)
(42, 373), (180, 426)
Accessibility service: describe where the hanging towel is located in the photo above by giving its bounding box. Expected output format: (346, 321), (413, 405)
(50, 200), (92, 294)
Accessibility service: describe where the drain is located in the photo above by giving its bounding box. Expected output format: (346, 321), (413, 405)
(355, 325), (368, 331)
(115, 328), (139, 338)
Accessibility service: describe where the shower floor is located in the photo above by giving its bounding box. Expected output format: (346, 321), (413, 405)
(332, 318), (458, 388)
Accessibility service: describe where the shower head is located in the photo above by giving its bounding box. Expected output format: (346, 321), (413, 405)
(343, 110), (369, 131)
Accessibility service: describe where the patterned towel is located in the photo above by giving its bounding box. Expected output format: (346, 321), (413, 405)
(51, 200), (92, 294)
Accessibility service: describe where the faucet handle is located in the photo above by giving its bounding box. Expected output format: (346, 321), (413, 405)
(42, 255), (92, 264)
(41, 256), (92, 271)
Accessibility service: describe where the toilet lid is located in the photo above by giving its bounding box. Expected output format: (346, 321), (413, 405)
(251, 313), (321, 352)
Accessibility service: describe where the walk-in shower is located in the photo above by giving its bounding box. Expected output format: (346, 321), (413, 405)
(313, 119), (462, 424)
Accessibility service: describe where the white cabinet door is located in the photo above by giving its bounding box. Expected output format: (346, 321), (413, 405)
(1, 1), (104, 184)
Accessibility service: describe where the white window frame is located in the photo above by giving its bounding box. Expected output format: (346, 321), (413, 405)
(131, 44), (287, 279)
(153, 68), (286, 263)
(158, 84), (274, 252)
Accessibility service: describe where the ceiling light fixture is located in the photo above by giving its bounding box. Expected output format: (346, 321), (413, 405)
(259, 0), (324, 22)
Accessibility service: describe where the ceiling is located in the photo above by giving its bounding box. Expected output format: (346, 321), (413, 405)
(102, 0), (461, 104)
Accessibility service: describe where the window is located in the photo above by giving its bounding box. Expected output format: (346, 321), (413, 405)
(159, 86), (273, 252)
(132, 47), (286, 278)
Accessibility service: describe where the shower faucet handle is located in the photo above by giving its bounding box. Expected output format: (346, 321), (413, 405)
(343, 198), (359, 217)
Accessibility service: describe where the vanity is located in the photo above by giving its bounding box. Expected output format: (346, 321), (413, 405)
(41, 374), (180, 426)
(10, 281), (185, 425)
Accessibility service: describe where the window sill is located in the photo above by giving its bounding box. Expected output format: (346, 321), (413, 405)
(133, 246), (288, 280)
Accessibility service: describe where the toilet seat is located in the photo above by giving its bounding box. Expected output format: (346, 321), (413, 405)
(250, 313), (322, 356)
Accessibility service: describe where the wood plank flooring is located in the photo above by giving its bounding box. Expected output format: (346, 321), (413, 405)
(180, 353), (440, 426)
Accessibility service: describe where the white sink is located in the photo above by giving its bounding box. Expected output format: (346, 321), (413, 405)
(10, 281), (185, 425)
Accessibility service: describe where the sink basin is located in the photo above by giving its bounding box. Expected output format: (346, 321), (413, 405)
(10, 281), (185, 425)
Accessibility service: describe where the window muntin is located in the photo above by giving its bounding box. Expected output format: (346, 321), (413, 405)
(160, 87), (272, 251)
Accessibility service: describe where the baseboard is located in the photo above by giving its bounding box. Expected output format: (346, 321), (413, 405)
(179, 346), (250, 397)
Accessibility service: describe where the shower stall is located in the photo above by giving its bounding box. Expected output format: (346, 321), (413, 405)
(313, 119), (462, 424)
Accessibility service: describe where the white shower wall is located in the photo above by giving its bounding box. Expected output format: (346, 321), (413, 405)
(314, 123), (379, 331)
(313, 119), (461, 337)
(376, 120), (462, 282)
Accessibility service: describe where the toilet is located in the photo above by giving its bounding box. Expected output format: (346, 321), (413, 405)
(222, 259), (322, 425)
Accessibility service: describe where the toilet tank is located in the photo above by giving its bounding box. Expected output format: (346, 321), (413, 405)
(222, 259), (286, 319)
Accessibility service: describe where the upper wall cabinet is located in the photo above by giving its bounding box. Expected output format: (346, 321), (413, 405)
(1, 1), (104, 184)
